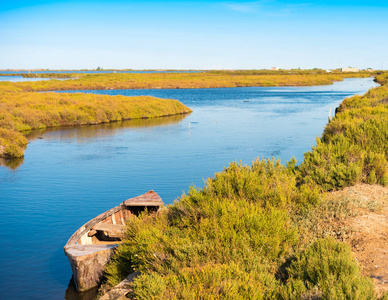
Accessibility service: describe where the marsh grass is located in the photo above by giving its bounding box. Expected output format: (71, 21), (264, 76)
(0, 71), (372, 158)
(299, 84), (388, 191)
(104, 72), (388, 299)
(8, 72), (372, 92)
(0, 89), (191, 158)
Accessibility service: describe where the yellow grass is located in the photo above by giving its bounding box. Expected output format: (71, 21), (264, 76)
(0, 71), (374, 158)
(0, 88), (191, 158)
(7, 72), (372, 92)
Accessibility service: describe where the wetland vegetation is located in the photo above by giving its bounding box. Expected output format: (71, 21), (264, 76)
(3, 70), (374, 92)
(104, 72), (388, 299)
(0, 84), (191, 158)
(0, 70), (386, 299)
(0, 70), (375, 159)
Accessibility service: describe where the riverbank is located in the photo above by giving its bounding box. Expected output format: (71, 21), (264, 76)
(0, 71), (374, 159)
(0, 88), (191, 158)
(104, 73), (388, 299)
(2, 71), (374, 92)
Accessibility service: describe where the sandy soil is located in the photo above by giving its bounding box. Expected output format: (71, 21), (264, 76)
(331, 184), (388, 297)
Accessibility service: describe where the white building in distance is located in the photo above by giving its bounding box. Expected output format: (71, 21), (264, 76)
(341, 67), (359, 72)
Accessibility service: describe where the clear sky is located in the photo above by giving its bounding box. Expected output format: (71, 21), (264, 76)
(1, 0), (387, 70)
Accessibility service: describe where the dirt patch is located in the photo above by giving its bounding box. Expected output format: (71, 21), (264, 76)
(329, 184), (388, 297)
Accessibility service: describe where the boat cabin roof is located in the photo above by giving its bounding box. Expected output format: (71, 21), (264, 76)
(122, 190), (163, 207)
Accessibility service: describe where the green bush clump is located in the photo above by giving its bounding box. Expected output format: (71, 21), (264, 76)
(298, 80), (388, 191)
(105, 159), (323, 298)
(279, 237), (376, 300)
(335, 86), (388, 113)
(106, 172), (380, 299)
(130, 262), (279, 300)
(375, 73), (388, 86)
(299, 136), (388, 191)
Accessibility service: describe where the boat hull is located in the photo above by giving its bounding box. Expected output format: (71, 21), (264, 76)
(64, 191), (163, 292)
(65, 244), (117, 292)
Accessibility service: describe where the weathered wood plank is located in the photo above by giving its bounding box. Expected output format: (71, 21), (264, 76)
(65, 205), (123, 245)
(123, 190), (163, 207)
(123, 201), (164, 206)
(88, 229), (97, 237)
(92, 223), (125, 238)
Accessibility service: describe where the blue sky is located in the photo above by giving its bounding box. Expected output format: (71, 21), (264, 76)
(1, 1), (387, 70)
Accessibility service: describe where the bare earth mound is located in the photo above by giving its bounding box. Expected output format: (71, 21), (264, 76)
(330, 184), (388, 296)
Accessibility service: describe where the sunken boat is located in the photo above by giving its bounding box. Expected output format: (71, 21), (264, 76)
(64, 190), (163, 292)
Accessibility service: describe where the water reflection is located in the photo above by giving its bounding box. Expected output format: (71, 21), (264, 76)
(0, 114), (189, 170)
(25, 114), (188, 143)
(0, 157), (24, 170)
(65, 278), (98, 300)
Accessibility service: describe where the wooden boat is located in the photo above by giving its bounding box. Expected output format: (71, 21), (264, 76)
(64, 190), (163, 292)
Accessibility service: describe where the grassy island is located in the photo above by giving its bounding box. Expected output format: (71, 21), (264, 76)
(3, 71), (374, 92)
(0, 84), (191, 158)
(104, 73), (388, 299)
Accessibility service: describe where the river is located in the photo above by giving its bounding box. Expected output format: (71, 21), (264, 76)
(0, 77), (378, 299)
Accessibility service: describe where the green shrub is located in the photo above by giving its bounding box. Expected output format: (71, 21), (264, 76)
(299, 79), (388, 191)
(130, 262), (279, 300)
(299, 137), (364, 190)
(104, 72), (388, 298)
(279, 237), (376, 300)
(105, 159), (325, 297)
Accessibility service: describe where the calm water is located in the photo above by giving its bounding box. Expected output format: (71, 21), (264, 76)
(0, 78), (378, 299)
